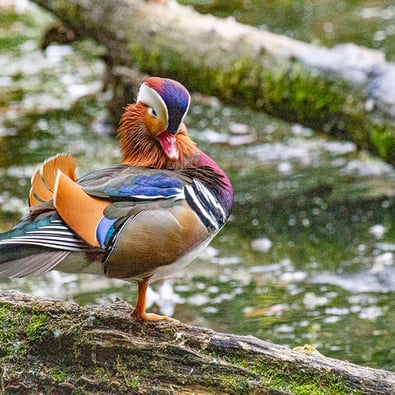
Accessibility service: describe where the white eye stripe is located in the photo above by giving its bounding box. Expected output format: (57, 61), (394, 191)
(137, 83), (168, 127)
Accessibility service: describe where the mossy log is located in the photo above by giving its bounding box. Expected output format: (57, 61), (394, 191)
(32, 0), (395, 166)
(0, 291), (394, 394)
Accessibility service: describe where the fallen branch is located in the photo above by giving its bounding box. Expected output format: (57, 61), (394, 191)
(0, 291), (394, 394)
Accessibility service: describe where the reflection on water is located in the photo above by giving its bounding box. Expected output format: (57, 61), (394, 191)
(1, 1), (395, 371)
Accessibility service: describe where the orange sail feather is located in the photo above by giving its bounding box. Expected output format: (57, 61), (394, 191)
(53, 170), (110, 247)
(29, 153), (78, 206)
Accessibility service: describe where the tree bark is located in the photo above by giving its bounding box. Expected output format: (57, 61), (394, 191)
(31, 0), (395, 166)
(0, 291), (394, 394)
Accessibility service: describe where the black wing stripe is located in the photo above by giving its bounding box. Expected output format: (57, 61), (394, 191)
(193, 180), (226, 223)
(185, 180), (226, 232)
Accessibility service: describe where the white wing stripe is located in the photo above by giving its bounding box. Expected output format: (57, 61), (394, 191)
(35, 225), (70, 230)
(130, 189), (185, 200)
(26, 230), (74, 236)
(194, 180), (226, 222)
(2, 235), (85, 243)
(185, 184), (219, 229)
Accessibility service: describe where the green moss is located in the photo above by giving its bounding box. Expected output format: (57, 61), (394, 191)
(0, 306), (29, 361)
(49, 367), (69, 383)
(256, 64), (357, 136)
(370, 125), (395, 163)
(0, 36), (31, 51)
(212, 351), (360, 395)
(115, 357), (141, 390)
(0, 87), (24, 108)
(218, 375), (251, 394)
(260, 367), (355, 395)
(26, 314), (49, 341)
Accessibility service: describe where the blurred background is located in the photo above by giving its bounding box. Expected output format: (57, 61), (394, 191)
(1, 0), (395, 371)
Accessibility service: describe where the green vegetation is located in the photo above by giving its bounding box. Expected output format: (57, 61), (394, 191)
(371, 125), (395, 163)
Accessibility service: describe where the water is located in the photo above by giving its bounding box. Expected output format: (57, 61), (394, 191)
(1, 1), (395, 371)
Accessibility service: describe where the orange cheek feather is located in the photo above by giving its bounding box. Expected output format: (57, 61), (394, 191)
(144, 113), (167, 136)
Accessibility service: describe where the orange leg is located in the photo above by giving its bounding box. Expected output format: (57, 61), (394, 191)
(130, 279), (179, 322)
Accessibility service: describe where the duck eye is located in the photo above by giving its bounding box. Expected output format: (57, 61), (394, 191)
(148, 107), (158, 117)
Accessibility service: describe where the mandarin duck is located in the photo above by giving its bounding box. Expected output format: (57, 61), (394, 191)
(0, 77), (233, 321)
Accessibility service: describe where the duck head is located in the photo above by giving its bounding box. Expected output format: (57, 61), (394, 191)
(119, 77), (196, 168)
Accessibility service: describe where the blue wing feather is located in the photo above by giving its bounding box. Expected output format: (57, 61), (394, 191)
(92, 172), (185, 200)
(96, 217), (118, 247)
